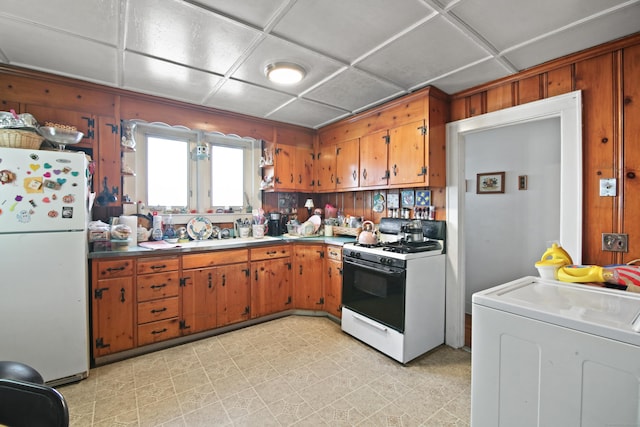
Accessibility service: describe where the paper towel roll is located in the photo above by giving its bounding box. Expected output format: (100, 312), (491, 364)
(120, 215), (138, 247)
(153, 215), (163, 229)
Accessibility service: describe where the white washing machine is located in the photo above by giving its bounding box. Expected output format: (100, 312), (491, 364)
(471, 276), (640, 427)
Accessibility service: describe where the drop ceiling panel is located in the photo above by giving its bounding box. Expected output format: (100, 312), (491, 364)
(0, 16), (118, 85)
(272, 0), (435, 62)
(0, 0), (119, 44)
(304, 69), (404, 112)
(126, 0), (260, 75)
(357, 16), (490, 89)
(232, 35), (345, 94)
(266, 99), (349, 128)
(450, 0), (632, 52)
(429, 59), (514, 95)
(206, 79), (295, 117)
(504, 3), (640, 69)
(194, 0), (288, 28)
(123, 52), (222, 104)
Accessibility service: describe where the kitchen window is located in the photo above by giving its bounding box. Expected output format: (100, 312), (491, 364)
(128, 121), (260, 213)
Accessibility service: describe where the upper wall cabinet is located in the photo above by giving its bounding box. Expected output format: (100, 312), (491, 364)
(317, 86), (449, 192)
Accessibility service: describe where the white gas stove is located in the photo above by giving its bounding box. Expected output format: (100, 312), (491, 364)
(341, 219), (446, 363)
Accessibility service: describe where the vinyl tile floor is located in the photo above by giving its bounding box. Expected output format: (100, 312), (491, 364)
(59, 316), (471, 426)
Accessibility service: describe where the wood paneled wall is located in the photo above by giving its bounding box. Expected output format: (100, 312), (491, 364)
(450, 32), (640, 266)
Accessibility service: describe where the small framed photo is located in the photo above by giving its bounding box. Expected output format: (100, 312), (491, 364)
(477, 172), (505, 194)
(401, 190), (415, 207)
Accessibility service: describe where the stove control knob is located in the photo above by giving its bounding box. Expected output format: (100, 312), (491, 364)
(349, 251), (360, 258)
(379, 257), (391, 265)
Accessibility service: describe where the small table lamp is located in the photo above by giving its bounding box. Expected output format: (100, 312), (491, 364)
(304, 198), (314, 215)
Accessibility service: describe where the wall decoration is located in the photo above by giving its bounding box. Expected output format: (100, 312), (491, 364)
(401, 189), (415, 207)
(477, 171), (505, 194)
(415, 190), (431, 206)
(518, 175), (528, 190)
(373, 192), (385, 212)
(387, 193), (399, 209)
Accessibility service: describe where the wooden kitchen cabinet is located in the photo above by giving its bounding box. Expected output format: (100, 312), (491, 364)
(136, 256), (181, 346)
(316, 142), (336, 191)
(294, 143), (315, 191)
(293, 244), (325, 310)
(91, 258), (135, 357)
(182, 249), (250, 333)
(250, 245), (292, 318)
(360, 129), (390, 188)
(264, 142), (315, 191)
(388, 120), (428, 187)
(324, 245), (343, 318)
(335, 137), (360, 190)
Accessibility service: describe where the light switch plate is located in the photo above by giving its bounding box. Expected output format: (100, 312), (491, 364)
(599, 178), (616, 196)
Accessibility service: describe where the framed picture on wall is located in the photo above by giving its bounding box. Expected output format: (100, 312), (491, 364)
(401, 190), (415, 207)
(477, 172), (505, 194)
(387, 193), (400, 209)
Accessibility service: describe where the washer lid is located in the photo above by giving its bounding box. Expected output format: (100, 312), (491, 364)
(472, 276), (640, 346)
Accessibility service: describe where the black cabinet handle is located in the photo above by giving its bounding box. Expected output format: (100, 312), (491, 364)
(151, 328), (167, 335)
(208, 272), (212, 289)
(221, 274), (226, 287)
(150, 264), (167, 270)
(150, 283), (167, 289)
(627, 171), (636, 179)
(362, 168), (367, 180)
(299, 265), (303, 275)
(120, 288), (126, 303)
(151, 307), (167, 314)
(106, 266), (126, 273)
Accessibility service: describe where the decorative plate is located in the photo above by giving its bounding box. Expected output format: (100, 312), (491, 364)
(373, 192), (385, 212)
(187, 216), (213, 240)
(416, 190), (431, 206)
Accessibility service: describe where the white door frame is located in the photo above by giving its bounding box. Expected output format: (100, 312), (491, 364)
(445, 91), (583, 348)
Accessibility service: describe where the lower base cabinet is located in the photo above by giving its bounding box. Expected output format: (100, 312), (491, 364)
(182, 249), (250, 334)
(250, 245), (292, 318)
(92, 259), (135, 358)
(90, 242), (342, 361)
(324, 245), (343, 318)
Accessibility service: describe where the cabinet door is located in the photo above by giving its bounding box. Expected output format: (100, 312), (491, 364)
(295, 144), (315, 191)
(274, 143), (296, 190)
(388, 120), (426, 186)
(316, 143), (336, 191)
(360, 129), (389, 188)
(325, 258), (343, 318)
(92, 277), (134, 357)
(293, 245), (325, 309)
(251, 258), (292, 318)
(335, 138), (360, 189)
(181, 268), (217, 334)
(217, 263), (251, 326)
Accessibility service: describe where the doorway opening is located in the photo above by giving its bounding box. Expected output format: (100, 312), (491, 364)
(445, 91), (583, 348)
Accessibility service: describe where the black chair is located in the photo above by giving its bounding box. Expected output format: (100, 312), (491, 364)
(0, 361), (69, 427)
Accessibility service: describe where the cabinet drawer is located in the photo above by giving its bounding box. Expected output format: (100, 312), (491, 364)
(250, 245), (290, 261)
(136, 272), (180, 302)
(326, 245), (342, 261)
(182, 249), (248, 269)
(95, 258), (134, 279)
(137, 318), (181, 346)
(137, 256), (179, 274)
(137, 297), (179, 324)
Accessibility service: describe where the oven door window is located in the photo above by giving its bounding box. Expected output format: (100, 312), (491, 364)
(342, 259), (406, 332)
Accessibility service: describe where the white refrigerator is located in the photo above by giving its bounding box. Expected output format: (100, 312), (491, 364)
(0, 146), (89, 386)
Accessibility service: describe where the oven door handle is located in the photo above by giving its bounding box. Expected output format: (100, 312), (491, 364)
(352, 312), (388, 332)
(343, 259), (404, 278)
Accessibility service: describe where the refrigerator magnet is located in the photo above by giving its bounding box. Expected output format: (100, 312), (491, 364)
(0, 169), (16, 184)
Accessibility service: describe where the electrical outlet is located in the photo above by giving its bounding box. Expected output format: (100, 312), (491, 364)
(602, 233), (628, 252)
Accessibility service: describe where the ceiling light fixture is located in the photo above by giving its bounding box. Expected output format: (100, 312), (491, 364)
(265, 62), (306, 85)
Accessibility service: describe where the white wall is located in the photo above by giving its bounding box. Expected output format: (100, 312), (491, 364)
(464, 118), (561, 313)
